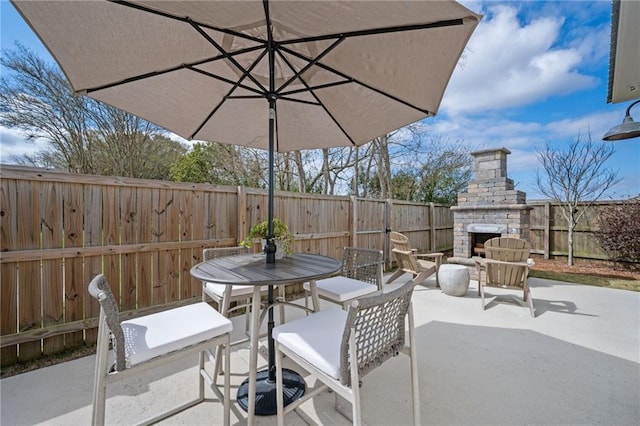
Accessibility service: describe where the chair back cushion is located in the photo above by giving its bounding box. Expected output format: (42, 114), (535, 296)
(340, 279), (416, 386)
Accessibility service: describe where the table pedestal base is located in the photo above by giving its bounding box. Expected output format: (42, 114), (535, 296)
(237, 368), (305, 416)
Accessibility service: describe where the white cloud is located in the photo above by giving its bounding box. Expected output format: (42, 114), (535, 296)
(441, 4), (598, 115)
(544, 110), (622, 138)
(0, 126), (45, 163)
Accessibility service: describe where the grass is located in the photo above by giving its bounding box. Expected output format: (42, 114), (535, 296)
(529, 269), (640, 292)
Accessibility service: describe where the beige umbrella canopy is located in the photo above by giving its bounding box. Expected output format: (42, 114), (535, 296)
(12, 0), (480, 152)
(11, 0), (480, 415)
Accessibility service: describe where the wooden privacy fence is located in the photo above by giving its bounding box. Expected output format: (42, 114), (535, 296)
(528, 200), (629, 260)
(0, 166), (453, 366)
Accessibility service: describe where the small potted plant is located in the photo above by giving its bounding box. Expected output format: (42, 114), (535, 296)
(241, 218), (294, 258)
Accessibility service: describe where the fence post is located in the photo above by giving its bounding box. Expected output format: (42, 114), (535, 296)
(544, 202), (550, 259)
(385, 198), (393, 271)
(237, 186), (247, 245)
(351, 196), (358, 247)
(429, 202), (436, 253)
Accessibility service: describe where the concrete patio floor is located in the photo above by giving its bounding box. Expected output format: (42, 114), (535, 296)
(1, 273), (639, 425)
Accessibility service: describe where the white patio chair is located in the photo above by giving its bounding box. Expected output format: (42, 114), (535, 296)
(202, 246), (254, 325)
(303, 247), (383, 311)
(274, 279), (420, 426)
(202, 246), (285, 381)
(88, 274), (232, 426)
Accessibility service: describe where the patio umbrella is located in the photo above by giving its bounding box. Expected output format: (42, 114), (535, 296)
(12, 0), (480, 260)
(12, 0), (481, 415)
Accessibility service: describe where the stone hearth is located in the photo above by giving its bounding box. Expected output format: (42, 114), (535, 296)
(450, 148), (531, 261)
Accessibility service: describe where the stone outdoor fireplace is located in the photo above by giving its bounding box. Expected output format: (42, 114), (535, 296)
(450, 148), (532, 262)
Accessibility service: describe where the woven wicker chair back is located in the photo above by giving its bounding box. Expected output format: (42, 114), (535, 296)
(203, 246), (250, 261)
(339, 279), (416, 387)
(342, 247), (383, 290)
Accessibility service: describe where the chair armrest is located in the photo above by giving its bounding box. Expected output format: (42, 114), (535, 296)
(392, 248), (413, 255)
(415, 252), (443, 267)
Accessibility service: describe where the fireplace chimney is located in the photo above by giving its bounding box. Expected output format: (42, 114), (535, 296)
(450, 148), (532, 260)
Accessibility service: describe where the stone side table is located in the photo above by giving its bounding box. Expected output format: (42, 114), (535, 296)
(438, 264), (470, 297)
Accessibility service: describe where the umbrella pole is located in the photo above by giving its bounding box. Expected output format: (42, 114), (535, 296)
(266, 98), (277, 382)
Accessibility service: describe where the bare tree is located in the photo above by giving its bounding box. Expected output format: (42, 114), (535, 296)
(536, 134), (620, 265)
(1, 43), (184, 179)
(1, 44), (93, 173)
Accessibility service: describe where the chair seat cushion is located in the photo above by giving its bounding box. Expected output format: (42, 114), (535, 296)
(204, 282), (266, 298)
(273, 308), (347, 379)
(303, 276), (378, 302)
(122, 302), (232, 366)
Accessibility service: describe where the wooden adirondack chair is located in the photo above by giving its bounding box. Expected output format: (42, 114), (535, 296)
(388, 231), (443, 287)
(476, 237), (534, 317)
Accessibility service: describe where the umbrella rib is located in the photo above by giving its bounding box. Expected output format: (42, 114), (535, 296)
(188, 22), (269, 94)
(111, 0), (271, 94)
(189, 51), (266, 139)
(280, 45), (433, 116)
(109, 0), (266, 45)
(280, 80), (352, 97)
(276, 50), (356, 146)
(278, 18), (468, 46)
(189, 44), (271, 139)
(188, 67), (265, 97)
(80, 46), (263, 94)
(276, 36), (346, 94)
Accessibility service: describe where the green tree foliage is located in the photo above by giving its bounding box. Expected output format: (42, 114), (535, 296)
(170, 141), (264, 187)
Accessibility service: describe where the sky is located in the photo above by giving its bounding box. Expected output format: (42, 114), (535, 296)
(1, 0), (639, 199)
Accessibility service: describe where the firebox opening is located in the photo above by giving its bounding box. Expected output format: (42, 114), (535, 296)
(470, 232), (501, 257)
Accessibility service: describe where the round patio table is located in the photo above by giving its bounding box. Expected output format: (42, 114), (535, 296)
(190, 253), (341, 423)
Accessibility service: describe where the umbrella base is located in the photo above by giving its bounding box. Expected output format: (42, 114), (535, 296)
(237, 368), (305, 416)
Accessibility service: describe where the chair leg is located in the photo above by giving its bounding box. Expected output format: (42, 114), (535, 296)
(386, 269), (405, 284)
(407, 303), (421, 426)
(275, 342), (285, 426)
(348, 334), (362, 426)
(525, 288), (535, 317)
(223, 337), (231, 426)
(213, 292), (233, 384)
(198, 351), (205, 401)
(480, 282), (486, 311)
(91, 374), (107, 426)
(92, 318), (110, 426)
(303, 288), (310, 314)
(412, 271), (430, 286)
